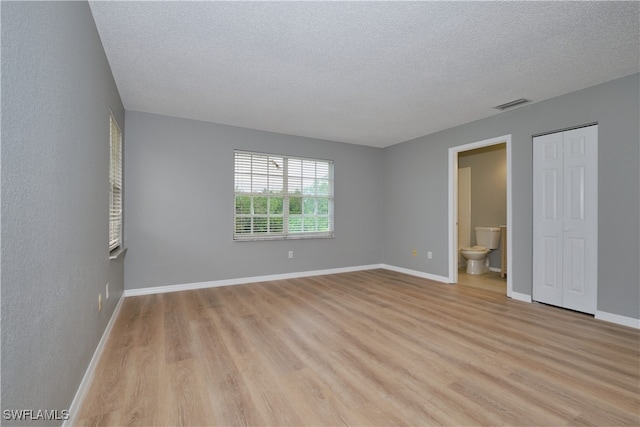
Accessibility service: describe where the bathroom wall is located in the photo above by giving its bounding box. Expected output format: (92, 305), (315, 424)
(458, 144), (507, 268)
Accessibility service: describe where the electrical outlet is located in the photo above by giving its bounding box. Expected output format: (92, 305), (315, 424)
(288, 250), (294, 259)
(427, 251), (433, 259)
(412, 249), (417, 257)
(105, 283), (109, 300)
(98, 293), (103, 311)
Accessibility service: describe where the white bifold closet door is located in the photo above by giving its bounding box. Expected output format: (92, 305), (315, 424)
(532, 125), (598, 314)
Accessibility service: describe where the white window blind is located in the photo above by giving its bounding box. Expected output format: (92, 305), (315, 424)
(234, 150), (334, 240)
(109, 112), (123, 251)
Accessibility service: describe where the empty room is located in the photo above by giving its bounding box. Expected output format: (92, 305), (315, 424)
(2, 1), (639, 426)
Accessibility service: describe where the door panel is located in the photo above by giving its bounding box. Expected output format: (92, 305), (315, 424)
(543, 236), (560, 287)
(566, 237), (585, 292)
(544, 169), (559, 220)
(562, 126), (597, 313)
(533, 125), (597, 314)
(568, 166), (585, 220)
(533, 133), (564, 306)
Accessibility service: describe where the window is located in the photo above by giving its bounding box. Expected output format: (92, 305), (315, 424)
(109, 112), (123, 251)
(234, 150), (334, 240)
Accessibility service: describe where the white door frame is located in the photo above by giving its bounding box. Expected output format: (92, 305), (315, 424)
(448, 134), (513, 297)
(457, 167), (471, 265)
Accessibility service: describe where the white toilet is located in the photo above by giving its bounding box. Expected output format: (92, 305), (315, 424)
(460, 227), (501, 275)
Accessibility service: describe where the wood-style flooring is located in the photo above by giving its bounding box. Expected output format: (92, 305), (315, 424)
(75, 269), (640, 426)
(458, 269), (507, 294)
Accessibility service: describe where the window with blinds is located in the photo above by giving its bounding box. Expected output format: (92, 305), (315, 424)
(109, 112), (123, 251)
(234, 150), (334, 240)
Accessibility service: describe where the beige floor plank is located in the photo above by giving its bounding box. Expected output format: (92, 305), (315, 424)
(157, 358), (217, 427)
(282, 367), (357, 426)
(234, 351), (305, 426)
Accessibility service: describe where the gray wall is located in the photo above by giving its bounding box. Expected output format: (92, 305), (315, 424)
(383, 73), (640, 319)
(1, 2), (125, 424)
(459, 144), (507, 268)
(124, 111), (383, 289)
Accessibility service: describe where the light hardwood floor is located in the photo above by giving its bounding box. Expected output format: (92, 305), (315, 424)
(75, 269), (640, 426)
(457, 269), (507, 294)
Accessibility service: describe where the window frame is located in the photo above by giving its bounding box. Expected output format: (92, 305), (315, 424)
(109, 111), (123, 252)
(233, 150), (334, 241)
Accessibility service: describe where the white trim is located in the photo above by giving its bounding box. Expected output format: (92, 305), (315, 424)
(64, 293), (125, 427)
(595, 311), (640, 329)
(381, 264), (450, 284)
(448, 134), (513, 298)
(488, 267), (501, 273)
(510, 292), (532, 303)
(124, 264), (385, 297)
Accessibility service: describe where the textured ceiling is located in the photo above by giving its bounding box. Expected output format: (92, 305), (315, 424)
(89, 1), (639, 148)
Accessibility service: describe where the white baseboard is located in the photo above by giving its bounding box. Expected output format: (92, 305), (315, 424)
(124, 264), (385, 297)
(595, 311), (640, 329)
(489, 267), (501, 273)
(510, 291), (532, 303)
(380, 264), (450, 284)
(124, 264), (455, 297)
(64, 293), (125, 427)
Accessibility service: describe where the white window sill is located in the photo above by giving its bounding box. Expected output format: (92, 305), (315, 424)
(109, 246), (127, 260)
(234, 234), (334, 242)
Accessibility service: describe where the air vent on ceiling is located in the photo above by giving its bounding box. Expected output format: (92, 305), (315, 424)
(494, 98), (531, 110)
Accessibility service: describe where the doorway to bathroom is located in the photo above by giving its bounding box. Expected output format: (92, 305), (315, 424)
(448, 135), (513, 297)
